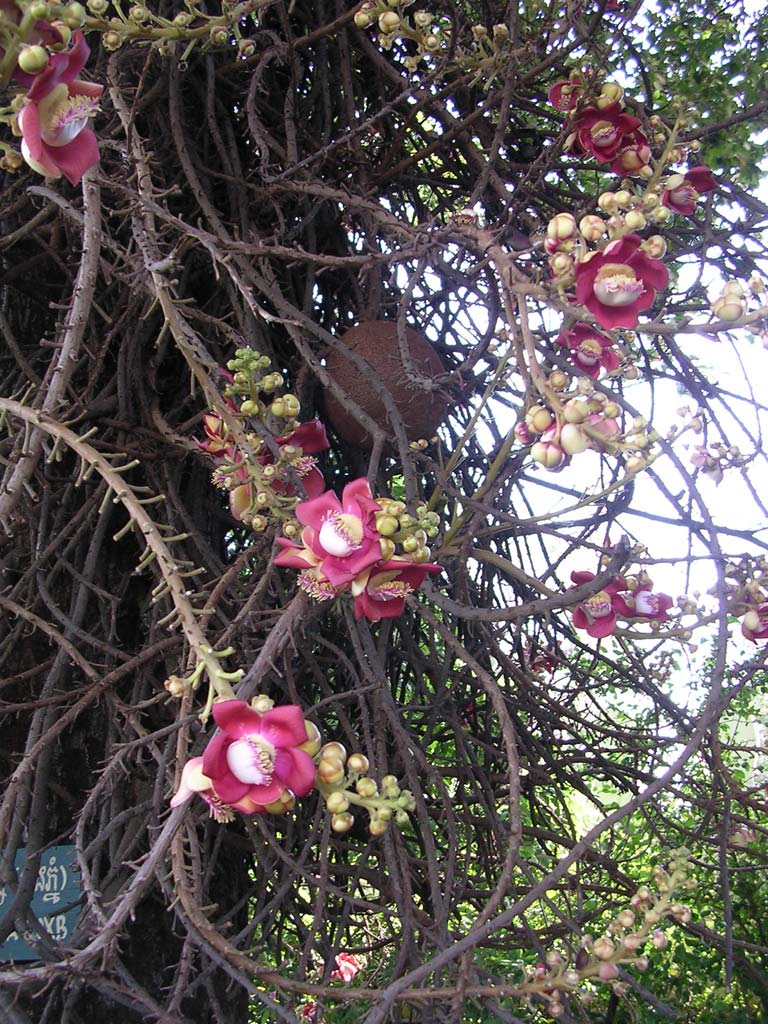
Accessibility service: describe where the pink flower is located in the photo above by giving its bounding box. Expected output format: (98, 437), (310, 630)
(614, 583), (673, 622)
(17, 31), (103, 186)
(610, 130), (651, 175)
(570, 570), (628, 638)
(278, 419), (329, 457)
(547, 73), (585, 111)
(351, 558), (442, 622)
(200, 700), (317, 809)
(170, 756), (266, 822)
(268, 419), (329, 499)
(742, 604), (768, 642)
(557, 322), (620, 377)
(662, 166), (717, 216)
(575, 234), (668, 329)
(568, 103), (643, 164)
(330, 952), (362, 983)
(199, 410), (236, 456)
(293, 478), (382, 587)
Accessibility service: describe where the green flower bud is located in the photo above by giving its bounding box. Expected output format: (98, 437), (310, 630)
(17, 45), (49, 75)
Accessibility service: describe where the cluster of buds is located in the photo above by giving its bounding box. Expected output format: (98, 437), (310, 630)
(315, 743), (416, 836)
(354, 0), (447, 68)
(722, 559), (768, 642)
(520, 851), (694, 1018)
(83, 0), (254, 56)
(373, 499), (439, 563)
(516, 388), (656, 474)
(711, 280), (748, 322)
(199, 348), (330, 531)
(689, 441), (744, 484)
(354, 0), (512, 81)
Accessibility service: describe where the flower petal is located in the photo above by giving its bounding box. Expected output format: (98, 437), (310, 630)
(274, 748), (318, 796)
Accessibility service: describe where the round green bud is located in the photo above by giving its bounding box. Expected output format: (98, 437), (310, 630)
(283, 394), (300, 417)
(326, 791), (350, 813)
(63, 1), (86, 26)
(17, 45), (49, 75)
(378, 10), (400, 32)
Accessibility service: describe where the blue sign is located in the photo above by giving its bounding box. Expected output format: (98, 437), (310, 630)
(0, 845), (82, 961)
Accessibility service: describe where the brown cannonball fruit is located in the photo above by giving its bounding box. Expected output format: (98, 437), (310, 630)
(322, 321), (447, 448)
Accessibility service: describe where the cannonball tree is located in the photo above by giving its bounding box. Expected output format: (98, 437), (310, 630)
(0, 0), (767, 1021)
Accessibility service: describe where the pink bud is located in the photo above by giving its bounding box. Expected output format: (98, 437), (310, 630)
(525, 405), (554, 433)
(560, 423), (589, 455)
(547, 213), (577, 241)
(531, 441), (567, 470)
(598, 962), (619, 981)
(514, 422), (532, 444)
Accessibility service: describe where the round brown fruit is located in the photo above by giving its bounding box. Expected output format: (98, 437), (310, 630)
(322, 321), (447, 448)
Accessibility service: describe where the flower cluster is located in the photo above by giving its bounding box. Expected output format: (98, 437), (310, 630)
(275, 478), (441, 622)
(545, 73), (720, 343)
(515, 384), (654, 474)
(315, 742), (417, 836)
(353, 0), (512, 83)
(171, 697), (321, 822)
(570, 570), (673, 639)
(171, 697), (419, 841)
(330, 951), (362, 983)
(518, 850), (695, 1019)
(721, 558), (768, 643)
(198, 349), (330, 530)
(741, 604), (768, 642)
(8, 26), (103, 184)
(563, 81), (650, 176)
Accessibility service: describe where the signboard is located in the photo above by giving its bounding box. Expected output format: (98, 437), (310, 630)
(0, 845), (81, 961)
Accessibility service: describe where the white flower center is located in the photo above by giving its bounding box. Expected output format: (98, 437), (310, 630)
(633, 591), (659, 616)
(226, 736), (276, 786)
(576, 337), (603, 366)
(39, 84), (100, 147)
(318, 512), (363, 557)
(591, 121), (619, 148)
(582, 591), (612, 621)
(593, 264), (645, 307)
(670, 185), (698, 207)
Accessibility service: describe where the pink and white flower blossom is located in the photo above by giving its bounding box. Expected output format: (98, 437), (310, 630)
(575, 234), (668, 329)
(17, 31), (103, 185)
(351, 558), (442, 622)
(614, 583), (673, 622)
(662, 166), (717, 216)
(330, 952), (363, 983)
(567, 103), (643, 164)
(293, 478), (382, 587)
(198, 700), (317, 809)
(570, 570), (628, 638)
(742, 604), (768, 642)
(547, 73), (585, 111)
(557, 322), (621, 378)
(170, 756), (266, 822)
